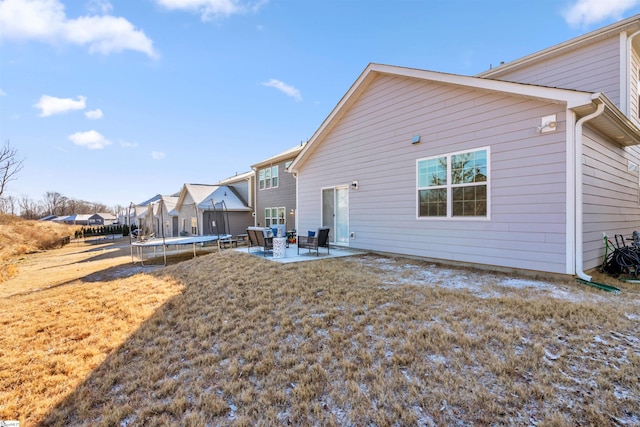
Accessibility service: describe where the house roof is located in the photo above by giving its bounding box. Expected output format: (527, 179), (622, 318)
(89, 212), (116, 220)
(289, 63), (621, 171)
(160, 195), (179, 213)
(174, 183), (251, 213)
(477, 15), (640, 79)
(197, 186), (251, 211)
(138, 194), (163, 206)
(175, 184), (218, 209)
(64, 214), (92, 222)
(217, 170), (254, 185)
(251, 143), (306, 169)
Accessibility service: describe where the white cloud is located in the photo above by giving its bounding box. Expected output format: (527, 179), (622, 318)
(151, 150), (166, 159)
(120, 140), (138, 147)
(86, 0), (113, 15)
(154, 0), (264, 21)
(34, 95), (86, 117)
(0, 0), (158, 59)
(85, 108), (103, 119)
(68, 130), (112, 149)
(563, 0), (640, 27)
(0, 88), (6, 96)
(261, 78), (302, 102)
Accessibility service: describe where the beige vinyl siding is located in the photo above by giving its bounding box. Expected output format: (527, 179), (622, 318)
(177, 193), (199, 235)
(582, 128), (640, 270)
(491, 36), (621, 107)
(297, 74), (570, 274)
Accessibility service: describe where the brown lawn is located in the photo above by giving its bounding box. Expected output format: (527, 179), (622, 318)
(0, 237), (639, 426)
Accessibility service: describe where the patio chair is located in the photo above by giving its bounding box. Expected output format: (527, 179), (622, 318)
(297, 227), (330, 256)
(247, 227), (273, 256)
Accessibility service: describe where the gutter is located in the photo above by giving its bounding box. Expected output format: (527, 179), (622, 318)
(574, 95), (605, 281)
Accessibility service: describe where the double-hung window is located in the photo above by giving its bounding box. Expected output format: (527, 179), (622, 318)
(417, 148), (489, 218)
(265, 207), (285, 227)
(259, 166), (279, 190)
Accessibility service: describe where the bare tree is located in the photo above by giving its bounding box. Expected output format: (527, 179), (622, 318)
(43, 191), (67, 216)
(0, 140), (24, 197)
(0, 195), (17, 215)
(18, 195), (42, 219)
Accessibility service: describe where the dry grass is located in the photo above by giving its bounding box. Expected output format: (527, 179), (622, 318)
(0, 214), (79, 282)
(1, 243), (639, 426)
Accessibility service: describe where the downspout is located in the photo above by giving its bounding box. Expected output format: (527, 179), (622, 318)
(574, 97), (605, 281)
(292, 170), (299, 232)
(623, 30), (640, 116)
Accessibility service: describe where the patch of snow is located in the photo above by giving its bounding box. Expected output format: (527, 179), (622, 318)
(119, 415), (136, 426)
(227, 402), (237, 420)
(624, 312), (639, 321)
(356, 256), (613, 303)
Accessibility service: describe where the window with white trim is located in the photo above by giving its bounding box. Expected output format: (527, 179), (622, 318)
(265, 207), (285, 226)
(417, 148), (488, 218)
(259, 166), (279, 190)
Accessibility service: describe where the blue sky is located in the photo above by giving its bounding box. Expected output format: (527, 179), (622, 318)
(2, 0), (640, 210)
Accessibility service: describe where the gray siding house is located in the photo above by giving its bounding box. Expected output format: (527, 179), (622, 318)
(290, 52), (640, 277)
(88, 213), (117, 226)
(252, 144), (305, 233)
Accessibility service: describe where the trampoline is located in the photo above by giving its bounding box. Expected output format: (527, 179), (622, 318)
(129, 199), (233, 266)
(131, 234), (231, 265)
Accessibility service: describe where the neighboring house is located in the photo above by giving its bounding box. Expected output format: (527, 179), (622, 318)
(38, 214), (57, 221)
(157, 196), (179, 237)
(56, 214), (92, 226)
(252, 143), (305, 232)
(131, 194), (163, 235)
(217, 170), (255, 213)
(135, 195), (180, 237)
(289, 37), (640, 278)
(88, 213), (117, 226)
(172, 183), (253, 237)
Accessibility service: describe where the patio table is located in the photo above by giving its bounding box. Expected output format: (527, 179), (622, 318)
(273, 237), (287, 258)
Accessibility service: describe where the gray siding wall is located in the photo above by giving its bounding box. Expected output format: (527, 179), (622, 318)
(255, 158), (297, 230)
(228, 212), (254, 236)
(297, 74), (571, 274)
(582, 127), (640, 270)
(492, 36), (621, 107)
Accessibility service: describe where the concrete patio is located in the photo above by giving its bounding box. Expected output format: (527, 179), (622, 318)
(235, 243), (366, 263)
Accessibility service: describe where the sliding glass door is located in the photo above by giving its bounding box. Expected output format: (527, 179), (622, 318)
(322, 186), (349, 244)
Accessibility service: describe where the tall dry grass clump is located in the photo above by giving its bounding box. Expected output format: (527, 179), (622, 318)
(0, 214), (78, 281)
